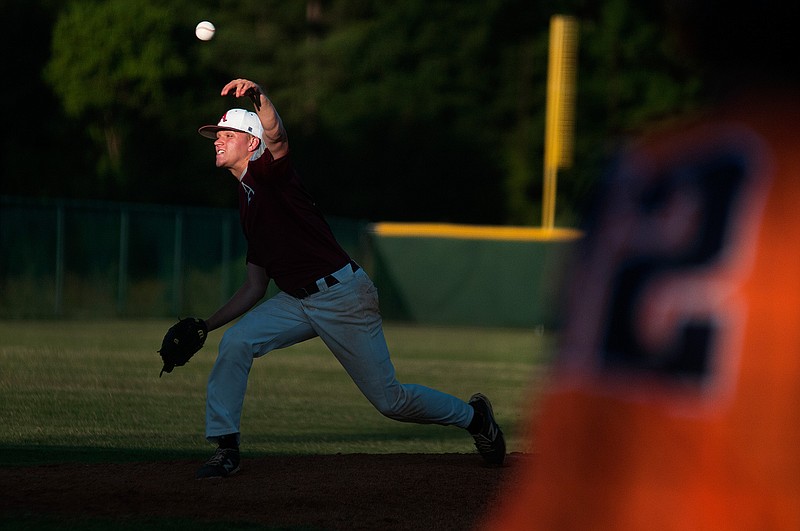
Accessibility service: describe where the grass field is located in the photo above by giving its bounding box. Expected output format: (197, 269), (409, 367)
(0, 319), (554, 466)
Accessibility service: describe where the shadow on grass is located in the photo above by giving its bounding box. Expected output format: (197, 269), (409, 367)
(0, 514), (323, 531)
(1, 423), (475, 467)
(0, 445), (211, 467)
(0, 433), (472, 469)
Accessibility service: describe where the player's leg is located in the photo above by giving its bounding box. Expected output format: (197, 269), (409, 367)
(206, 291), (316, 441)
(306, 268), (505, 463)
(306, 267), (472, 426)
(305, 267), (504, 463)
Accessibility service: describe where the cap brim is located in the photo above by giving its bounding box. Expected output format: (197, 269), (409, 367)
(198, 125), (242, 139)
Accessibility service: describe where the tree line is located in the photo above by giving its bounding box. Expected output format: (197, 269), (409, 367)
(2, 0), (705, 226)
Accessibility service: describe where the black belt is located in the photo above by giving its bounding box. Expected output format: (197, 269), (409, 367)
(291, 261), (360, 299)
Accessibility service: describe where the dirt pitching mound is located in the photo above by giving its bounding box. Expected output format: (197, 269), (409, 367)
(0, 453), (526, 530)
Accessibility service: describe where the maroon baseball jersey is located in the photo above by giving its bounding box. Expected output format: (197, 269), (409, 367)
(238, 150), (350, 293)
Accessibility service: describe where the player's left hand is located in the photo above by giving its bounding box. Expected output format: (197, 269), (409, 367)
(158, 317), (208, 377)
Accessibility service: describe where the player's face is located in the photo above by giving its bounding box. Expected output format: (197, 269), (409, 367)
(213, 130), (254, 173)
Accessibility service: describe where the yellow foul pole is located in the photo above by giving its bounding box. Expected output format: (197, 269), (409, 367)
(543, 15), (578, 230)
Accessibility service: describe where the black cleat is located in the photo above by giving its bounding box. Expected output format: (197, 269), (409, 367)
(196, 447), (240, 479)
(468, 393), (506, 466)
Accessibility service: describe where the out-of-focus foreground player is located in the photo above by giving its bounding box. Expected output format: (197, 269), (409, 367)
(483, 1), (800, 529)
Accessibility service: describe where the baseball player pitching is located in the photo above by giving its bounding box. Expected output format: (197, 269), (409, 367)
(159, 77), (505, 479)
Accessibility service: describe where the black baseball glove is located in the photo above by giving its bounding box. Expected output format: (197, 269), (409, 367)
(158, 317), (208, 377)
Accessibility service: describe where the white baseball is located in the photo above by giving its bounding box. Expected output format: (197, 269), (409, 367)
(195, 21), (215, 41)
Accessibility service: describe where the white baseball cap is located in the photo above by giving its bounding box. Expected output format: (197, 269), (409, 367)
(198, 108), (265, 159)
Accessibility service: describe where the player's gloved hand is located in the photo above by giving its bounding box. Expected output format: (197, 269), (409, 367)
(158, 317), (208, 377)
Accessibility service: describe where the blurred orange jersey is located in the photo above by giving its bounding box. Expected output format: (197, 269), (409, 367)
(484, 92), (800, 530)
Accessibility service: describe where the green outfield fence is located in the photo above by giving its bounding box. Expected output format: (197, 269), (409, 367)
(0, 196), (580, 326)
(0, 196), (367, 319)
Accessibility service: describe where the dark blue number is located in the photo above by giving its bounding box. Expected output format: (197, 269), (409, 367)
(602, 152), (749, 380)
